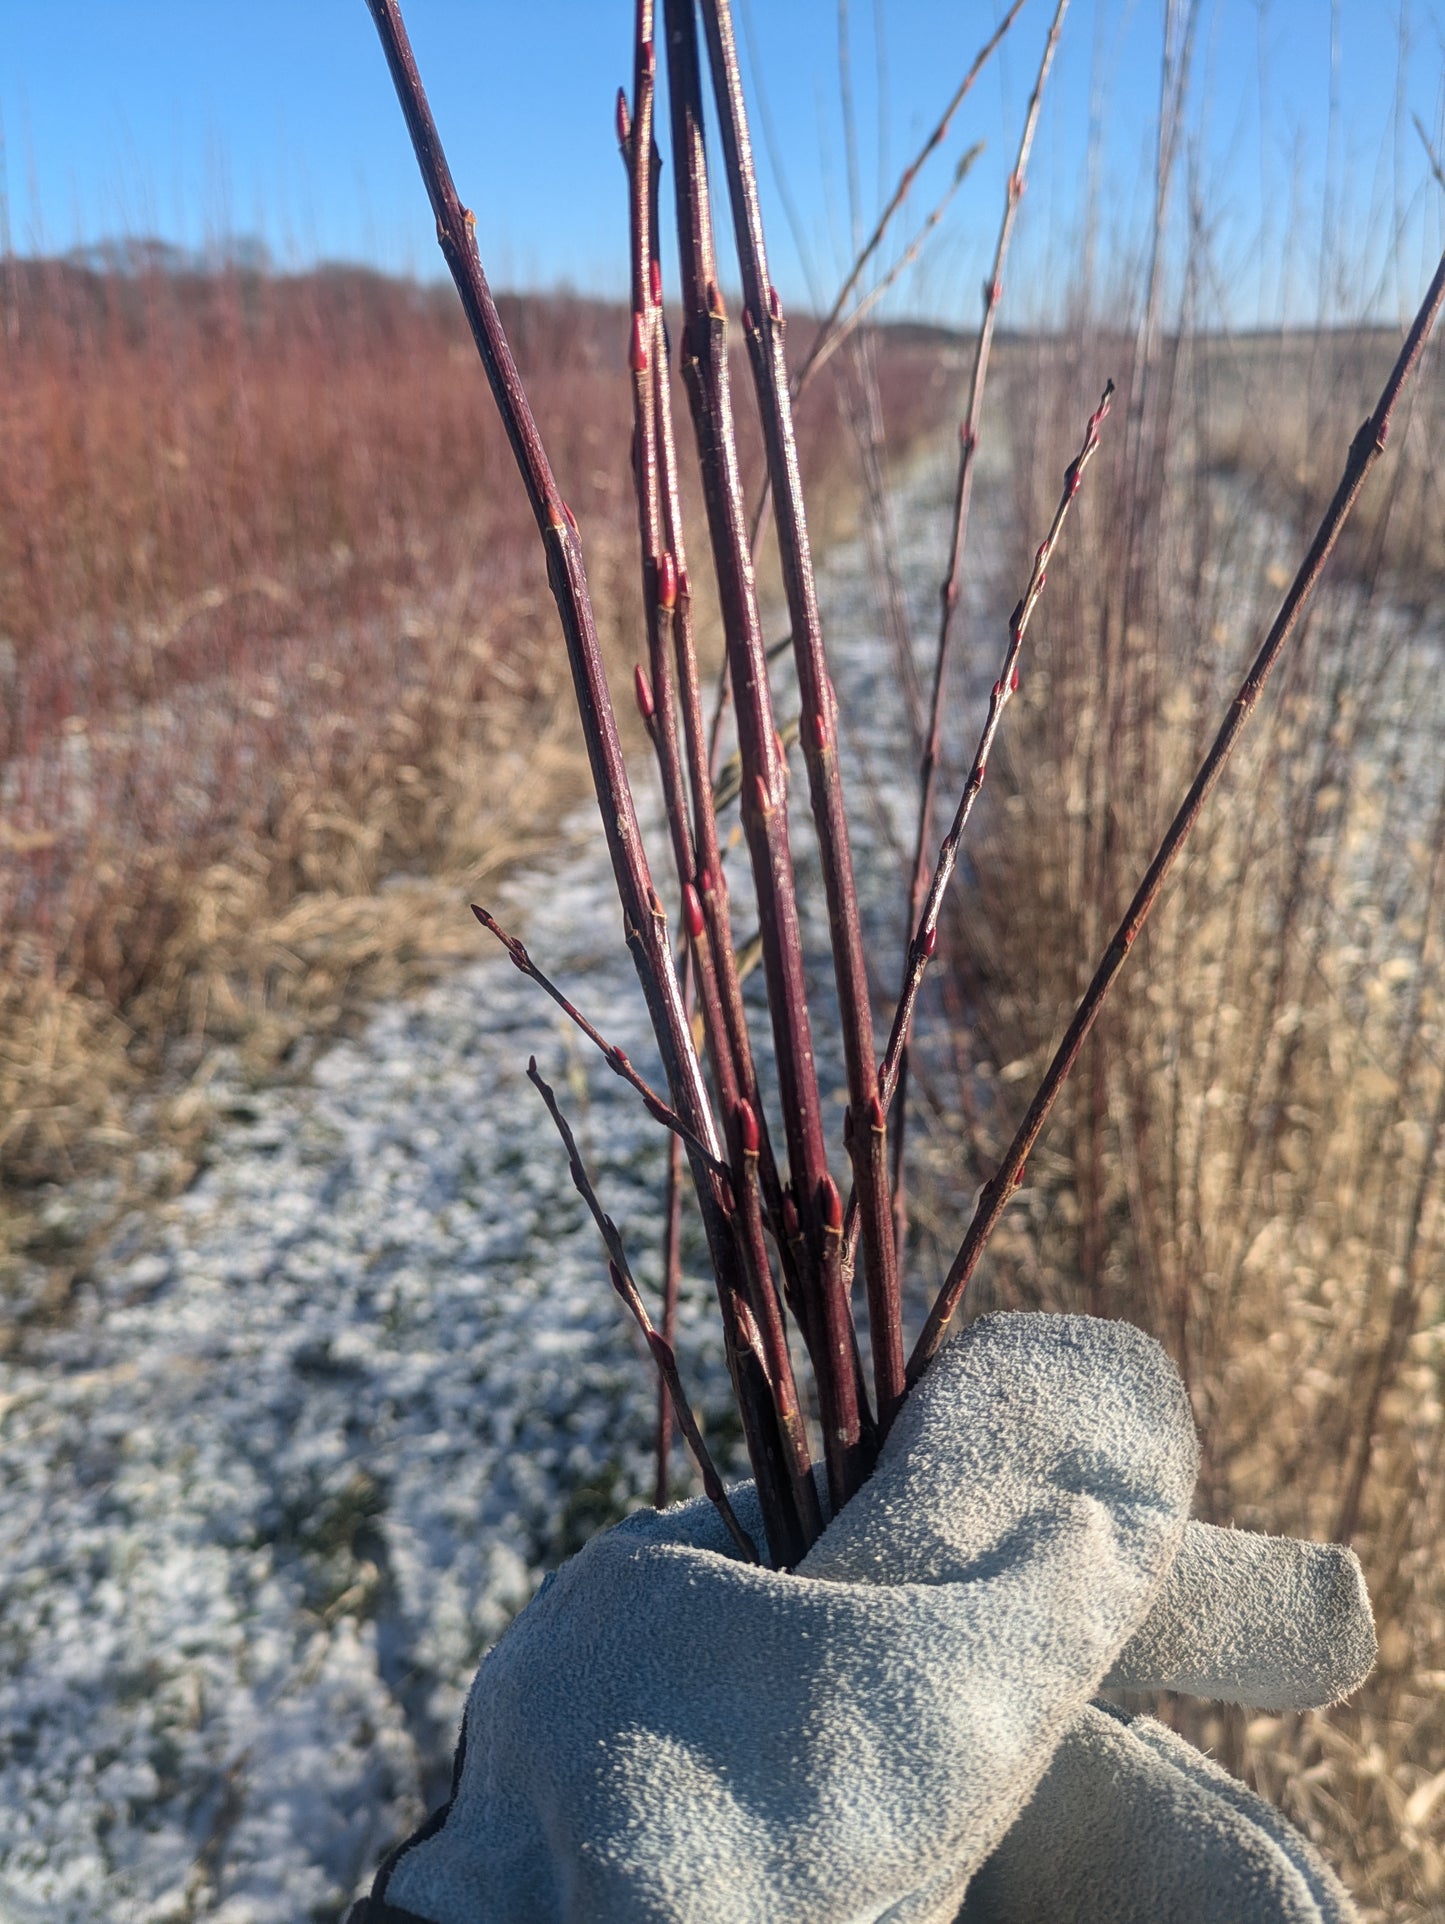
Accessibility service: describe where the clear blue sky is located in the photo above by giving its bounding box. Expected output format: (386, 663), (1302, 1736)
(3, 2), (1443, 326)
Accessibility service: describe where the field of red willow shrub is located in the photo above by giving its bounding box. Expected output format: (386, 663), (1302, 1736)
(0, 244), (946, 1259)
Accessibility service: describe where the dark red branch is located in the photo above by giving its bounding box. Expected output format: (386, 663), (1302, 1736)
(662, 0), (866, 1507)
(470, 904), (728, 1185)
(524, 1057), (759, 1562)
(699, 0), (903, 1438)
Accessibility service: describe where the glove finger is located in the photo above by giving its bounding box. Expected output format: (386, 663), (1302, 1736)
(800, 1310), (1197, 1590)
(383, 1314), (1198, 1924)
(1106, 1522), (1376, 1708)
(959, 1703), (1357, 1924)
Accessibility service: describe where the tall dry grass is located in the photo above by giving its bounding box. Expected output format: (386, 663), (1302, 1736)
(0, 247), (946, 1295)
(916, 318), (1445, 1917)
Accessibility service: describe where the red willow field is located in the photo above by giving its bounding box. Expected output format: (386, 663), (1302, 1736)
(0, 248), (944, 1233)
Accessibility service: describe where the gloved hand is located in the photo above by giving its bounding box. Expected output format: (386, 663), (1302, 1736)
(349, 1314), (1374, 1924)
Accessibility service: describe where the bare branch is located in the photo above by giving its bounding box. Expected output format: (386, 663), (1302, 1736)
(700, 0), (903, 1441)
(471, 904), (728, 1184)
(803, 0), (1028, 378)
(663, 0), (868, 1502)
(526, 1057), (759, 1563)
(888, 0), (1070, 1276)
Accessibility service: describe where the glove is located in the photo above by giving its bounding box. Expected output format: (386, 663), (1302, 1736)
(349, 1313), (1374, 1923)
(961, 1517), (1376, 1923)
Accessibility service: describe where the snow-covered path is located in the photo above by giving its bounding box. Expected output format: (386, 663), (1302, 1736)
(0, 435), (997, 1922)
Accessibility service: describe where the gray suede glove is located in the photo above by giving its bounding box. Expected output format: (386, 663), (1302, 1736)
(963, 1520), (1375, 1923)
(352, 1313), (1374, 1924)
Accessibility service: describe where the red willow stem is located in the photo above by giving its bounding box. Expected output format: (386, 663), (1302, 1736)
(622, 6), (816, 1517)
(698, 0), (904, 1434)
(655, 1013), (686, 1506)
(623, 57), (824, 1542)
(366, 0), (806, 1565)
(527, 1056), (759, 1563)
(842, 380), (1113, 1273)
(662, 0), (867, 1507)
(471, 904), (727, 1184)
(890, 0), (1070, 1276)
(619, 29), (697, 948)
(620, 4), (793, 1286)
(909, 244), (1445, 1382)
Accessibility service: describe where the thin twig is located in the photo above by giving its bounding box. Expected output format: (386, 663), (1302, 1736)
(890, 0), (1070, 1276)
(801, 0), (1028, 383)
(527, 1057), (759, 1564)
(471, 904), (728, 1185)
(843, 378), (1113, 1270)
(887, 384), (1114, 1110)
(1415, 112), (1445, 195)
(909, 243), (1445, 1381)
(655, 1025), (686, 1507)
(801, 142), (985, 391)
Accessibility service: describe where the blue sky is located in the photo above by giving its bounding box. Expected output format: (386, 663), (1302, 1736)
(3, 2), (1443, 325)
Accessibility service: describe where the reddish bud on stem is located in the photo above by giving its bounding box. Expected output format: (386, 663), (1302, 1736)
(922, 926), (938, 959)
(629, 313), (649, 373)
(649, 257), (663, 307)
(868, 1094), (886, 1133)
(657, 550), (678, 610)
(683, 883), (706, 940)
(819, 1174), (844, 1235)
(634, 663), (655, 724)
(736, 1099), (760, 1156)
(615, 89), (631, 151)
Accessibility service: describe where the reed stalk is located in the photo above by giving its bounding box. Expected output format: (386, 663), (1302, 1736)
(909, 244), (1445, 1380)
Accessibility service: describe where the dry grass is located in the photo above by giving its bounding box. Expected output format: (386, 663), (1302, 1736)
(0, 249), (946, 1293)
(914, 324), (1445, 1918)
